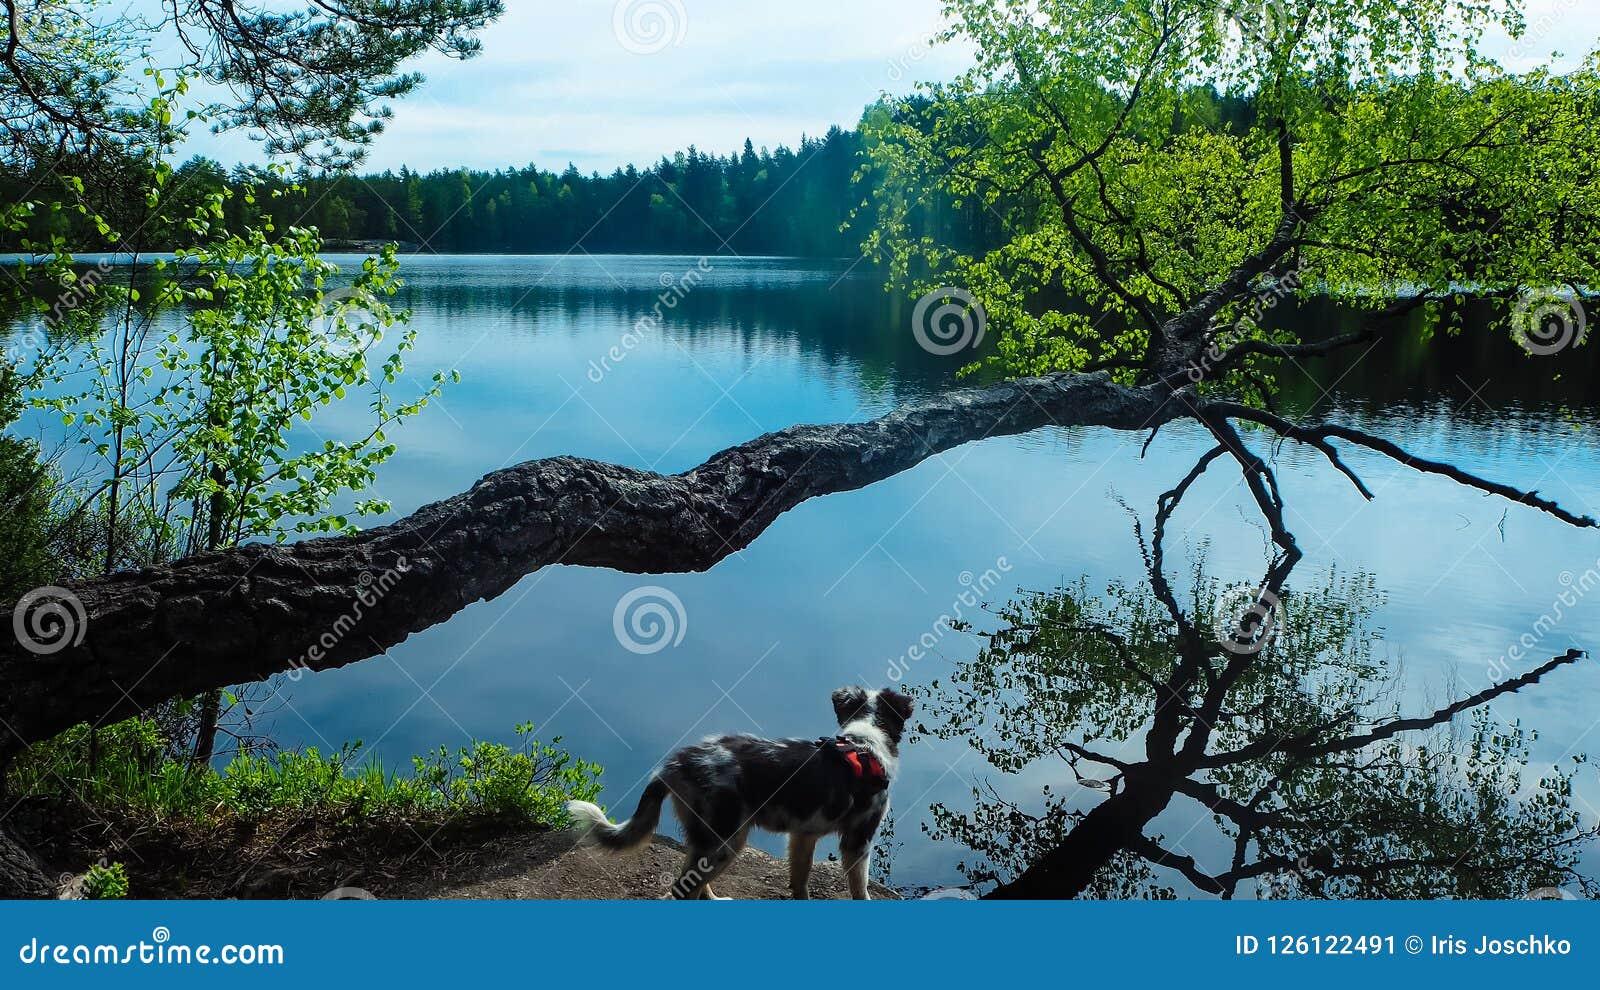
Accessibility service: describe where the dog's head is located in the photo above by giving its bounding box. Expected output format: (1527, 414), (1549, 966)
(831, 686), (915, 751)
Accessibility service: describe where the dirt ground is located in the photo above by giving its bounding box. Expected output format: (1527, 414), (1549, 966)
(387, 831), (898, 900)
(14, 796), (897, 900)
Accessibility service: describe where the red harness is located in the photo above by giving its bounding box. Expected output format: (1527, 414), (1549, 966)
(819, 736), (889, 792)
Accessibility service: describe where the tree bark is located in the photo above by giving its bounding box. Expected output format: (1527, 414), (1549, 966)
(191, 689), (222, 767)
(0, 828), (51, 899)
(190, 476), (230, 768)
(0, 371), (1180, 753)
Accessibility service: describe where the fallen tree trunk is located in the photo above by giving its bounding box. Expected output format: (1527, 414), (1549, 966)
(0, 371), (1180, 752)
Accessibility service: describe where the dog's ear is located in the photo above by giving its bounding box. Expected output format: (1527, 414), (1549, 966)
(831, 686), (868, 725)
(878, 688), (915, 726)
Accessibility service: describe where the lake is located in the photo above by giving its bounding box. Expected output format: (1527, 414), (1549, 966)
(10, 253), (1600, 893)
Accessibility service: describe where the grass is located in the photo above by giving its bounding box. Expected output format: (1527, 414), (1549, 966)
(11, 717), (603, 830)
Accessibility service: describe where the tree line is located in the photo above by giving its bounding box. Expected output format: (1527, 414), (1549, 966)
(1, 127), (885, 256)
(0, 85), (1280, 260)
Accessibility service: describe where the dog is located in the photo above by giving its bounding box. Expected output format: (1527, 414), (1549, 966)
(564, 686), (913, 899)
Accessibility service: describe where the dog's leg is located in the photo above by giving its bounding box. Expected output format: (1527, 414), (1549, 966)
(671, 832), (747, 900)
(668, 848), (722, 900)
(787, 833), (818, 900)
(840, 842), (870, 900)
(839, 804), (887, 900)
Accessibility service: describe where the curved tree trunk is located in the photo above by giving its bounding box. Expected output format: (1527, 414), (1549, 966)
(0, 371), (1180, 754)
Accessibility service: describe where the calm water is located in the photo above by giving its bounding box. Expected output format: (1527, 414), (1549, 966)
(12, 254), (1600, 892)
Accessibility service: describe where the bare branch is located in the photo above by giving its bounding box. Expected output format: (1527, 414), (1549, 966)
(1204, 401), (1598, 529)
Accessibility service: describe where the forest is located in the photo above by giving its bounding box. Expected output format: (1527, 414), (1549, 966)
(0, 128), (874, 255)
(0, 85), (1268, 257)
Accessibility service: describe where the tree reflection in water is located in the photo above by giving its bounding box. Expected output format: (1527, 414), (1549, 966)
(918, 450), (1595, 900)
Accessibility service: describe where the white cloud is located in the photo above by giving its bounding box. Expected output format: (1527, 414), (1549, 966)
(264, 0), (967, 173)
(167, 0), (1598, 174)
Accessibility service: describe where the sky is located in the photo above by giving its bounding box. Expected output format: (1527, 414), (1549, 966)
(187, 0), (972, 174)
(171, 0), (1600, 176)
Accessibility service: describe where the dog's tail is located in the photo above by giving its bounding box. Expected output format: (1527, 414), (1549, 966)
(565, 776), (669, 853)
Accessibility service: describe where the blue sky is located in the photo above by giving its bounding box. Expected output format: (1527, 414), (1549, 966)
(173, 0), (1595, 175)
(185, 0), (972, 174)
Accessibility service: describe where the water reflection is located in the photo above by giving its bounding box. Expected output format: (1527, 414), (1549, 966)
(5, 254), (1599, 892)
(917, 472), (1597, 899)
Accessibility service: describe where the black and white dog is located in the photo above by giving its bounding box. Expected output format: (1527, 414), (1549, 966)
(565, 686), (912, 899)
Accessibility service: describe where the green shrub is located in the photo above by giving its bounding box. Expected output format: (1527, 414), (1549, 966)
(12, 718), (602, 830)
(410, 722), (600, 825)
(0, 362), (61, 601)
(83, 862), (129, 900)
